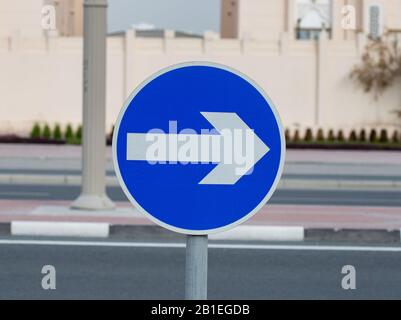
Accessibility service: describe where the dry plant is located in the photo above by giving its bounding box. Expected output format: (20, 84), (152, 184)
(351, 33), (401, 99)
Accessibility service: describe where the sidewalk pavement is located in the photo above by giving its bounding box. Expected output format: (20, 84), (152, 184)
(0, 199), (400, 243)
(1, 144), (401, 241)
(1, 199), (401, 229)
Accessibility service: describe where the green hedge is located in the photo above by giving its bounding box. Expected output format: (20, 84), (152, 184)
(26, 123), (401, 147)
(287, 128), (401, 145)
(28, 123), (83, 144)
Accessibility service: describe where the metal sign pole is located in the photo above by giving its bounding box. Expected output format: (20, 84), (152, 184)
(185, 235), (208, 300)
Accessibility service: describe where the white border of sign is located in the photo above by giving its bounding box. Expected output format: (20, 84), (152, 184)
(112, 61), (286, 235)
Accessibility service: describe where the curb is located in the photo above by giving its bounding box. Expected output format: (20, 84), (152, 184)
(11, 221), (109, 238)
(1, 174), (401, 191)
(209, 226), (304, 241)
(0, 222), (400, 243)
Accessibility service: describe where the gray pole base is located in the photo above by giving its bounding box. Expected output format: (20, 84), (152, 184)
(185, 235), (208, 300)
(70, 194), (115, 210)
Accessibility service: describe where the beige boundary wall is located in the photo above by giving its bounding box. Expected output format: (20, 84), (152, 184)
(0, 30), (400, 137)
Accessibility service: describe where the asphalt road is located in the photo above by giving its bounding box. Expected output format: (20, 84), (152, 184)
(2, 168), (401, 181)
(1, 184), (401, 206)
(0, 238), (401, 299)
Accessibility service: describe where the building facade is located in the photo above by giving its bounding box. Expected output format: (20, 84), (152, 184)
(0, 0), (400, 136)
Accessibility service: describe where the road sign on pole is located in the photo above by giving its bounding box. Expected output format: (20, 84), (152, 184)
(112, 62), (285, 299)
(113, 62), (285, 234)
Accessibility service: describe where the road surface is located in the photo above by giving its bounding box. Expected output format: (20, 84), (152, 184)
(1, 184), (401, 207)
(0, 237), (400, 299)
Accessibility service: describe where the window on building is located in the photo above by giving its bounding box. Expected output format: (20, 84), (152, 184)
(296, 0), (331, 40)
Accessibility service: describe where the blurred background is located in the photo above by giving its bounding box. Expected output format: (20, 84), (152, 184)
(0, 0), (401, 300)
(0, 0), (400, 142)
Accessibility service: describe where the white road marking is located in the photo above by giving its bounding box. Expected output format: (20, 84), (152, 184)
(0, 239), (400, 252)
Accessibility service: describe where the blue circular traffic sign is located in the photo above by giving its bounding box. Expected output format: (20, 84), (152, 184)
(113, 62), (285, 235)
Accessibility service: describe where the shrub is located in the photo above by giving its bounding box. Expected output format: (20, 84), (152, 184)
(42, 124), (51, 140)
(337, 130), (345, 142)
(285, 129), (290, 142)
(65, 124), (74, 142)
(348, 130), (357, 142)
(53, 124), (62, 141)
(350, 33), (401, 98)
(359, 129), (367, 142)
(379, 129), (389, 143)
(108, 125), (115, 143)
(369, 129), (377, 143)
(392, 131), (400, 144)
(327, 129), (335, 142)
(76, 125), (82, 143)
(30, 123), (41, 139)
(293, 130), (300, 143)
(316, 129), (325, 142)
(304, 128), (313, 142)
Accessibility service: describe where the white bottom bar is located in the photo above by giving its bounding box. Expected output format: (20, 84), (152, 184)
(209, 225), (304, 241)
(11, 221), (109, 238)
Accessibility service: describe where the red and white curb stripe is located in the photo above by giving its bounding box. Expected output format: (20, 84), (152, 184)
(4, 222), (401, 242)
(8, 222), (304, 240)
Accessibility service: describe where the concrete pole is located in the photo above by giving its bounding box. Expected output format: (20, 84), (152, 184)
(71, 0), (114, 210)
(185, 235), (208, 300)
(315, 30), (328, 127)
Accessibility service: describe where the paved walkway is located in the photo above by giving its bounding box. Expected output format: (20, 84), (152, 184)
(1, 144), (400, 230)
(0, 199), (400, 230)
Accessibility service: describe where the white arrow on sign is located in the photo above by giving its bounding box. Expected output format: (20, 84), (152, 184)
(126, 112), (269, 185)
